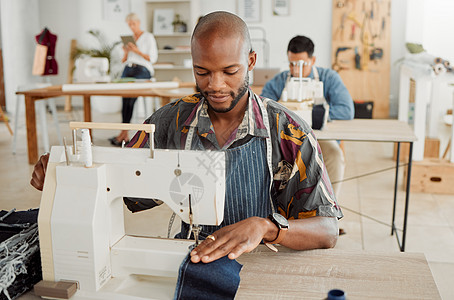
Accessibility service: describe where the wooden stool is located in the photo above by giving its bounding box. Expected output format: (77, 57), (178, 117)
(0, 105), (13, 135)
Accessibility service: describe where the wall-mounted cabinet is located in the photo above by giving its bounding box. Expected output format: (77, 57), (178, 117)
(146, 0), (200, 82)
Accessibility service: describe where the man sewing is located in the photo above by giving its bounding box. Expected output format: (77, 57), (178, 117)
(261, 35), (354, 201)
(31, 12), (342, 264)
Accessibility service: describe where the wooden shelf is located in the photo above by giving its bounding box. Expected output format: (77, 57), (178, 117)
(146, 0), (190, 3)
(154, 65), (192, 70)
(146, 0), (195, 82)
(154, 33), (191, 38)
(158, 49), (191, 54)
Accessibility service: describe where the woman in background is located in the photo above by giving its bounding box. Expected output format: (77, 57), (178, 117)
(110, 12), (158, 146)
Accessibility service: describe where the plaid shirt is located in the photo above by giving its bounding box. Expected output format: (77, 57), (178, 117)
(128, 89), (342, 220)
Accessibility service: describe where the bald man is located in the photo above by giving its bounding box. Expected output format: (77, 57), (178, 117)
(31, 12), (341, 263)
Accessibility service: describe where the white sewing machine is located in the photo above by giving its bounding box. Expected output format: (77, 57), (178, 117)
(74, 57), (111, 83)
(283, 77), (324, 104)
(279, 61), (327, 128)
(36, 122), (226, 300)
(281, 79), (328, 129)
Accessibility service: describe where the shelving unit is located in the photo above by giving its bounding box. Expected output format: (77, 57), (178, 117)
(158, 50), (191, 54)
(146, 0), (199, 82)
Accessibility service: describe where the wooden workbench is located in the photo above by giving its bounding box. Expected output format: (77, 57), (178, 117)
(16, 83), (196, 164)
(19, 247), (440, 299)
(237, 247), (440, 299)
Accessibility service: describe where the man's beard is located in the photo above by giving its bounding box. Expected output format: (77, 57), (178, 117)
(197, 73), (249, 113)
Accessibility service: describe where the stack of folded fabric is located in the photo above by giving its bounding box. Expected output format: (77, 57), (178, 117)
(0, 209), (41, 300)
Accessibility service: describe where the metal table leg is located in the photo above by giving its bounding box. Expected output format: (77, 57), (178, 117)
(391, 142), (413, 252)
(391, 142), (400, 235)
(401, 142), (413, 252)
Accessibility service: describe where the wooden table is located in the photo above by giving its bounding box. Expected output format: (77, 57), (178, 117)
(16, 83), (195, 165)
(20, 247), (440, 300)
(315, 119), (417, 252)
(237, 247), (440, 299)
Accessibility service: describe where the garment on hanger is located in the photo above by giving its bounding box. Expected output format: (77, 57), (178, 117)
(34, 27), (58, 75)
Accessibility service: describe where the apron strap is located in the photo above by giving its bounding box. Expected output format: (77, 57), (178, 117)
(253, 94), (276, 214)
(185, 127), (195, 150)
(185, 97), (276, 214)
(312, 66), (320, 81)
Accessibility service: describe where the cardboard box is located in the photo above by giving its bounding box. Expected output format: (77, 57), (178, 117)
(394, 138), (440, 161)
(404, 158), (454, 194)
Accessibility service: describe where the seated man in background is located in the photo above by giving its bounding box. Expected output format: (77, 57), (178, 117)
(31, 12), (342, 263)
(261, 35), (354, 204)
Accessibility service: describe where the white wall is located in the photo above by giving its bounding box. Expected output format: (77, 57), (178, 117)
(403, 0), (454, 63)
(421, 0), (454, 63)
(0, 0), (41, 112)
(389, 0), (408, 118)
(0, 0), (427, 118)
(37, 0), (80, 87)
(200, 0), (407, 117)
(199, 0), (333, 70)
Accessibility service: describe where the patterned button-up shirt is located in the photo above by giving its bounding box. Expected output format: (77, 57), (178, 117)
(128, 89), (342, 220)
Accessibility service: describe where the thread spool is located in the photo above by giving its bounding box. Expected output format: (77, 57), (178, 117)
(327, 289), (346, 300)
(433, 63), (446, 75)
(81, 129), (92, 167)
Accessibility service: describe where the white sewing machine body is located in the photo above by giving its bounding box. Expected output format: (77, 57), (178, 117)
(74, 57), (111, 83)
(280, 76), (328, 128)
(283, 77), (324, 104)
(38, 124), (225, 299)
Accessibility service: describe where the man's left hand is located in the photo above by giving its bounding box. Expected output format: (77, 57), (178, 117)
(190, 216), (275, 263)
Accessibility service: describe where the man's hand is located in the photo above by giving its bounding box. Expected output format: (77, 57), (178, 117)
(189, 216), (339, 264)
(30, 153), (50, 191)
(190, 216), (276, 263)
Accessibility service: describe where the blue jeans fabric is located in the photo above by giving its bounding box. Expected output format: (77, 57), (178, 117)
(173, 135), (272, 298)
(173, 254), (243, 300)
(121, 65), (151, 124)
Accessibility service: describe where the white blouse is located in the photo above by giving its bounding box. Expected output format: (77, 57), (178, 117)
(126, 31), (158, 76)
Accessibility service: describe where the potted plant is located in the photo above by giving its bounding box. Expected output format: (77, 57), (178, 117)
(172, 14), (187, 33)
(72, 30), (123, 113)
(72, 29), (121, 74)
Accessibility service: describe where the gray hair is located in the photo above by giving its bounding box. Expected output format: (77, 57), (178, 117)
(125, 13), (140, 22)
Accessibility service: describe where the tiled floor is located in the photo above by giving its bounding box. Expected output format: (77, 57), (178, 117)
(1, 105), (453, 299)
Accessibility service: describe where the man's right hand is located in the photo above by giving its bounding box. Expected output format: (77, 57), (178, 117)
(30, 153), (50, 191)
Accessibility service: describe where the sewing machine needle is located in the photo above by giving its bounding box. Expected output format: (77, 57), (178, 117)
(63, 137), (70, 166)
(188, 194), (193, 240)
(188, 194), (200, 245)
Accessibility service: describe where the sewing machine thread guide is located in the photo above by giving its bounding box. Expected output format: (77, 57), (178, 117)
(63, 137), (69, 166)
(72, 129), (77, 155)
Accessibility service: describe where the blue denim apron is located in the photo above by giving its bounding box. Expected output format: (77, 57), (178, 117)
(178, 94), (275, 239)
(173, 96), (275, 299)
(177, 135), (274, 239)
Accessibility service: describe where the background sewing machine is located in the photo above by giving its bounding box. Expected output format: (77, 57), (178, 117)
(280, 61), (329, 129)
(73, 57), (111, 83)
(35, 122), (226, 300)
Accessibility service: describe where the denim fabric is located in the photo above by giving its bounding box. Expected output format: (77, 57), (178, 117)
(173, 254), (243, 300)
(260, 67), (355, 120)
(121, 65), (152, 123)
(177, 135), (273, 239)
(173, 135), (270, 299)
